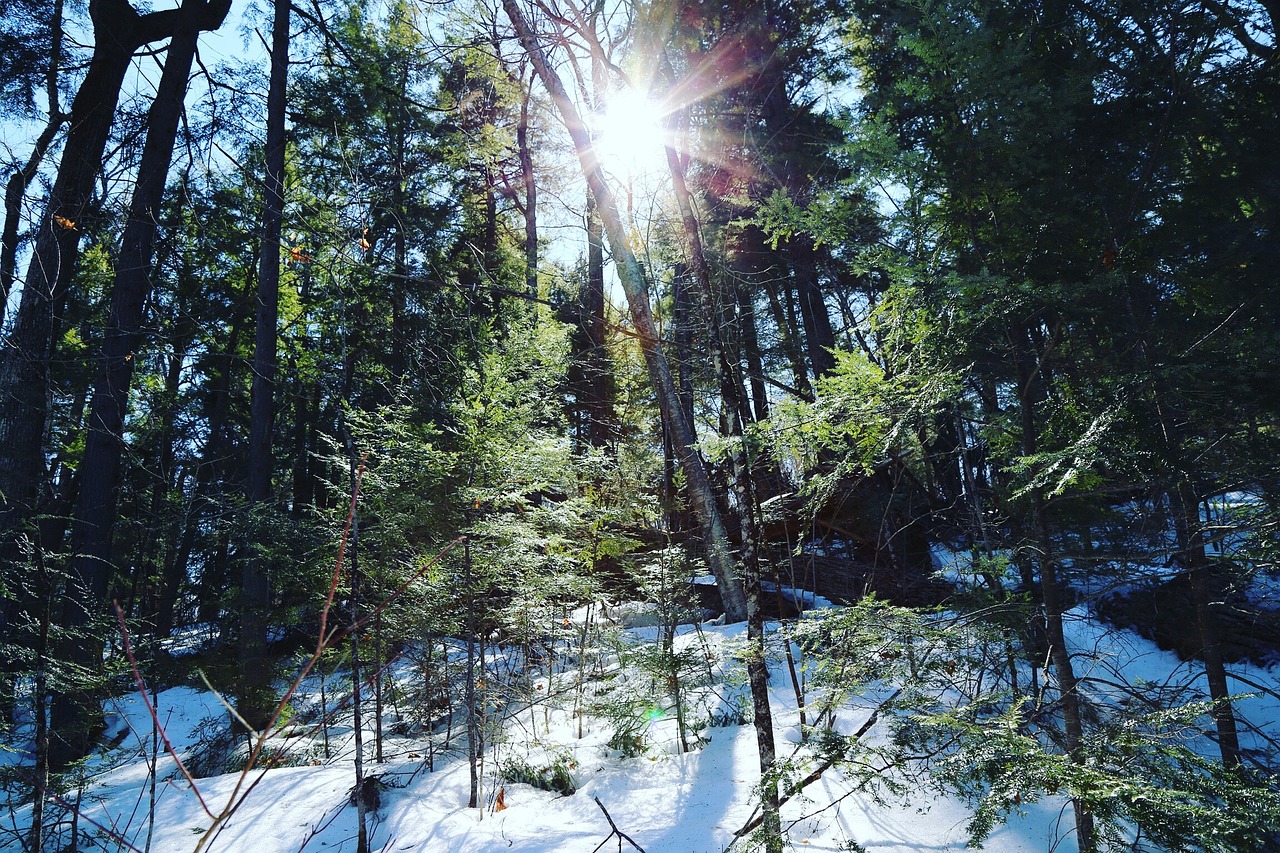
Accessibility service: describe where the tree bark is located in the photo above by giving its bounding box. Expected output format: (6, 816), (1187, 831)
(569, 44), (615, 450)
(517, 74), (538, 299)
(1171, 477), (1242, 768)
(49, 0), (231, 770)
(0, 1), (188, 698)
(0, 0), (188, 530)
(156, 282), (252, 638)
(666, 117), (781, 850)
(239, 0), (288, 732)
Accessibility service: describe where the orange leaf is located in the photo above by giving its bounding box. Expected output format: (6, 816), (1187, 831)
(54, 215), (76, 231)
(494, 787), (507, 812)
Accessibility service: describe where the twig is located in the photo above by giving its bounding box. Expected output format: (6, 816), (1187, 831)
(590, 796), (646, 853)
(114, 604), (215, 819)
(193, 469), (458, 851)
(22, 784), (144, 853)
(734, 690), (900, 839)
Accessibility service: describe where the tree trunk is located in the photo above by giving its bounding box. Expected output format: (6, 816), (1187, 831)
(501, 0), (747, 621)
(347, 451), (369, 852)
(387, 58), (410, 386)
(566, 185), (615, 449)
(240, 0), (288, 732)
(736, 278), (769, 423)
(156, 283), (252, 638)
(0, 0), (184, 704)
(51, 0), (231, 770)
(1124, 283), (1243, 770)
(789, 237), (837, 380)
(758, 66), (836, 383)
(518, 75), (538, 299)
(2, 0), (65, 306)
(761, 275), (812, 401)
(666, 124), (781, 849)
(1015, 332), (1094, 851)
(573, 46), (615, 449)
(1171, 481), (1242, 768)
(0, 0), (188, 532)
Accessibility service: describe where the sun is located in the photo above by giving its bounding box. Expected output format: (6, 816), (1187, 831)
(592, 88), (671, 178)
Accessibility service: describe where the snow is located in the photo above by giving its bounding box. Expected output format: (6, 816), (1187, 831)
(5, 580), (1277, 852)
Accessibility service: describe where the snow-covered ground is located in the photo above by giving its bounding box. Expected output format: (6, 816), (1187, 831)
(3, 592), (1276, 853)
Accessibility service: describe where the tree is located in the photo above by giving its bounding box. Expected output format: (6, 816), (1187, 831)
(0, 0), (67, 306)
(500, 0), (748, 624)
(240, 0), (290, 732)
(47, 0), (233, 770)
(0, 0), (195, 537)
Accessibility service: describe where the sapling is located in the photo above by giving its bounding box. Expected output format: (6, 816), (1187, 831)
(108, 454), (462, 852)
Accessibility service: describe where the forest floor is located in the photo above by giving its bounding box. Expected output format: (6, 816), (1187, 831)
(2, 574), (1278, 853)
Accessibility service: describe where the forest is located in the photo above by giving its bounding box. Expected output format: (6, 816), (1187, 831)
(1, 0), (1279, 850)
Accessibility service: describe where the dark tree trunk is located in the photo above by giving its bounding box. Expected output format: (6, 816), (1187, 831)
(49, 0), (231, 770)
(387, 59), (410, 386)
(239, 0), (288, 732)
(139, 339), (190, 631)
(54, 0), (229, 755)
(0, 0), (188, 532)
(156, 284), (251, 638)
(756, 56), (836, 384)
(736, 277), (769, 423)
(1171, 474), (1242, 768)
(1123, 279), (1243, 770)
(666, 126), (781, 849)
(761, 275), (812, 401)
(665, 265), (696, 536)
(0, 1), (185, 709)
(1015, 331), (1094, 851)
(789, 237), (837, 380)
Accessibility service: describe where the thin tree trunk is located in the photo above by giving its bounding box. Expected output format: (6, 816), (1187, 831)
(518, 74), (538, 299)
(1125, 284), (1242, 770)
(140, 338), (190, 631)
(761, 275), (812, 402)
(2, 0), (66, 306)
(789, 237), (836, 380)
(348, 450), (369, 853)
(665, 125), (781, 849)
(27, 556), (52, 852)
(502, 0), (748, 621)
(1171, 480), (1242, 768)
(759, 71), (836, 383)
(465, 533), (480, 808)
(388, 60), (409, 385)
(736, 279), (769, 423)
(157, 285), (252, 637)
(1015, 335), (1094, 851)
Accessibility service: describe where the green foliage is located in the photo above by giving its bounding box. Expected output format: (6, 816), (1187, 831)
(498, 748), (578, 796)
(793, 598), (1280, 852)
(922, 697), (1280, 852)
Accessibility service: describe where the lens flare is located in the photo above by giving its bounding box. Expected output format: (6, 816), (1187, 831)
(593, 89), (670, 178)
